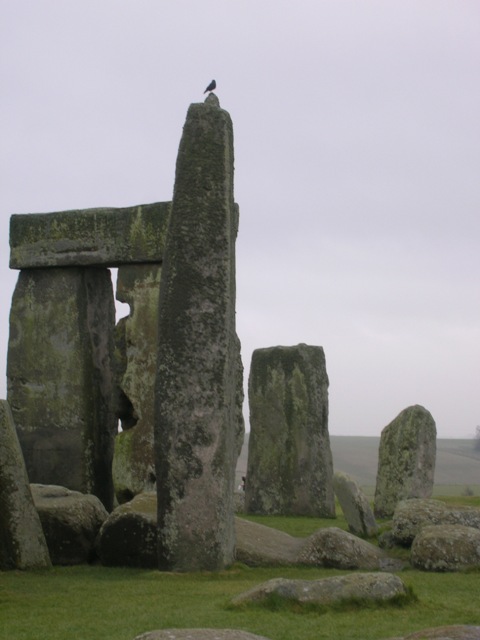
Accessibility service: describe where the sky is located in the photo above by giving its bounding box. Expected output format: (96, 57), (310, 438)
(1, 1), (479, 438)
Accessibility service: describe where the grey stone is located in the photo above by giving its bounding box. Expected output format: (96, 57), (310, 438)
(134, 631), (271, 640)
(402, 626), (480, 639)
(112, 264), (162, 503)
(231, 572), (408, 608)
(96, 492), (158, 568)
(245, 344), (334, 517)
(334, 470), (378, 537)
(7, 267), (117, 509)
(31, 484), (108, 565)
(154, 98), (243, 571)
(9, 201), (171, 268)
(0, 400), (51, 570)
(374, 405), (436, 518)
(235, 517), (302, 566)
(411, 524), (480, 571)
(392, 498), (480, 546)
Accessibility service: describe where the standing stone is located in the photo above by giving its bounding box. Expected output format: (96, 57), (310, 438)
(333, 471), (378, 537)
(374, 404), (436, 518)
(112, 264), (162, 503)
(7, 267), (117, 510)
(154, 94), (244, 571)
(0, 400), (51, 570)
(245, 344), (335, 517)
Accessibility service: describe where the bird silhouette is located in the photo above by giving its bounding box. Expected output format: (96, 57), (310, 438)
(204, 79), (216, 93)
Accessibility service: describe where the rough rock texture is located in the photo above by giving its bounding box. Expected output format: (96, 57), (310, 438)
(235, 517), (399, 570)
(0, 400), (51, 570)
(7, 267), (117, 509)
(9, 201), (171, 268)
(392, 498), (480, 546)
(231, 573), (408, 607)
(112, 264), (162, 503)
(32, 484), (108, 565)
(374, 405), (436, 518)
(96, 492), (158, 568)
(154, 96), (244, 571)
(134, 631), (271, 640)
(296, 527), (398, 570)
(398, 626), (480, 639)
(410, 524), (480, 571)
(333, 470), (378, 537)
(245, 343), (334, 517)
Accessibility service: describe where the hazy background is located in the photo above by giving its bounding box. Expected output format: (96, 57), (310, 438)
(1, 1), (479, 437)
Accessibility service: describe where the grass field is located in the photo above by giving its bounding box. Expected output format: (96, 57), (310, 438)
(2, 510), (480, 640)
(236, 435), (480, 496)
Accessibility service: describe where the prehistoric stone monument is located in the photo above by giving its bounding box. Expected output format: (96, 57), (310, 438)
(245, 344), (335, 517)
(5, 93), (243, 570)
(333, 470), (378, 538)
(155, 94), (244, 571)
(374, 404), (436, 518)
(0, 399), (51, 570)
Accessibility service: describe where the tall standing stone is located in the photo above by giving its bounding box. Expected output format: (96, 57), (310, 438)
(112, 264), (162, 502)
(245, 344), (335, 517)
(374, 404), (436, 518)
(7, 267), (117, 510)
(0, 400), (51, 570)
(154, 94), (244, 571)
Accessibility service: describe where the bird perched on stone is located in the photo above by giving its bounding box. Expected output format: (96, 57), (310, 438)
(204, 79), (216, 93)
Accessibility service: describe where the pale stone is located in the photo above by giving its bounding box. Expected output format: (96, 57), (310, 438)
(334, 470), (378, 537)
(154, 99), (243, 570)
(0, 400), (51, 570)
(374, 405), (436, 518)
(245, 344), (334, 517)
(411, 524), (480, 571)
(9, 201), (171, 268)
(112, 264), (162, 503)
(7, 267), (117, 509)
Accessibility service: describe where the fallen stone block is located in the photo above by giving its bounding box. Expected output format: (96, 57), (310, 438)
(411, 524), (480, 571)
(383, 625), (480, 640)
(334, 470), (378, 537)
(134, 631), (272, 640)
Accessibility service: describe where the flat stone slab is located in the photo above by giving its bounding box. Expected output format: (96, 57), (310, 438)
(231, 572), (408, 607)
(134, 631), (271, 640)
(9, 201), (171, 268)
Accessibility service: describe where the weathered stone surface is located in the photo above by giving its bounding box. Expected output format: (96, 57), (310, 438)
(245, 343), (334, 517)
(297, 527), (399, 570)
(235, 517), (399, 570)
(231, 573), (408, 607)
(9, 201), (171, 268)
(96, 492), (158, 568)
(334, 470), (378, 537)
(154, 98), (243, 571)
(112, 264), (162, 503)
(411, 524), (480, 571)
(31, 484), (108, 565)
(7, 267), (117, 509)
(374, 405), (436, 518)
(0, 400), (51, 570)
(134, 631), (271, 640)
(400, 626), (480, 639)
(392, 498), (480, 546)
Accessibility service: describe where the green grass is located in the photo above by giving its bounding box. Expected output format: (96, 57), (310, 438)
(2, 563), (480, 640)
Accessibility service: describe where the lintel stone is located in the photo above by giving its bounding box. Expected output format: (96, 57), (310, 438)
(9, 201), (171, 269)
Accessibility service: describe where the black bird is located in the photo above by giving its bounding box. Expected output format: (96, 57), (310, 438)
(204, 79), (216, 93)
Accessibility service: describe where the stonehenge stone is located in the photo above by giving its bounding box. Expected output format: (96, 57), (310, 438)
(245, 343), (334, 517)
(9, 201), (171, 268)
(394, 626), (480, 640)
(333, 471), (378, 537)
(411, 524), (480, 571)
(31, 484), (108, 565)
(374, 405), (436, 518)
(134, 632), (272, 640)
(154, 95), (244, 571)
(231, 573), (409, 608)
(7, 267), (117, 509)
(112, 264), (162, 503)
(0, 400), (51, 570)
(392, 498), (480, 546)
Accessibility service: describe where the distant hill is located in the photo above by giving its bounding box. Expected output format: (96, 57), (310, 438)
(236, 434), (480, 495)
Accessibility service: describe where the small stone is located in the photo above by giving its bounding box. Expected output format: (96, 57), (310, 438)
(334, 470), (378, 537)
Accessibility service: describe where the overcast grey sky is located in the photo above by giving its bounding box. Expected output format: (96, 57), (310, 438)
(1, 1), (479, 437)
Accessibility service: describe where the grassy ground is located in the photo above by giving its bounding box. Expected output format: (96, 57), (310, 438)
(2, 509), (480, 640)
